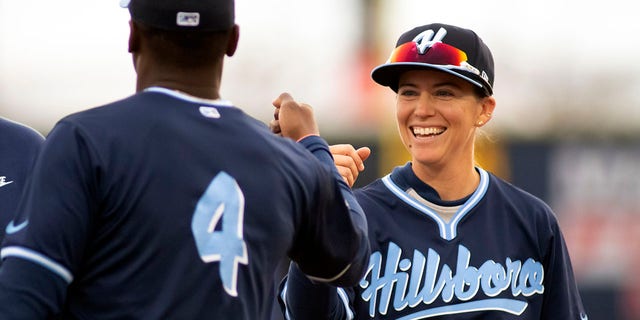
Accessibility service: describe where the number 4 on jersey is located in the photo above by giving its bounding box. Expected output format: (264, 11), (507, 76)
(192, 171), (249, 297)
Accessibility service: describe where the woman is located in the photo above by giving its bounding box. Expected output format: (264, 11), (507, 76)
(276, 22), (587, 319)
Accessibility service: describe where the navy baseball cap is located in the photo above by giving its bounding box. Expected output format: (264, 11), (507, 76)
(371, 23), (494, 96)
(119, 0), (235, 32)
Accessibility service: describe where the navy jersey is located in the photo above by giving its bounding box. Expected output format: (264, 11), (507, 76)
(0, 117), (44, 243)
(281, 163), (587, 319)
(0, 87), (369, 319)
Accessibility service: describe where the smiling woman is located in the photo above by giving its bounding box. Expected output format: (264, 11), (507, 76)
(394, 69), (494, 201)
(278, 22), (588, 320)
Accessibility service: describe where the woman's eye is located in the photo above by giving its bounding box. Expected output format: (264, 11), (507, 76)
(399, 90), (417, 96)
(435, 90), (453, 97)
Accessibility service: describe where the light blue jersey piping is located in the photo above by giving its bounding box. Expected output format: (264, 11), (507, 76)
(1, 246), (73, 283)
(381, 168), (489, 240)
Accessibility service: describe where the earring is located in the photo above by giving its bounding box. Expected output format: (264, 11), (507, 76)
(477, 121), (484, 126)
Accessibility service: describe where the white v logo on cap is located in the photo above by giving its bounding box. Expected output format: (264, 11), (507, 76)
(414, 28), (448, 54)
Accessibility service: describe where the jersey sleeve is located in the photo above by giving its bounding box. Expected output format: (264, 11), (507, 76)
(539, 212), (588, 319)
(0, 256), (68, 317)
(290, 135), (370, 287)
(278, 262), (353, 320)
(0, 120), (100, 316)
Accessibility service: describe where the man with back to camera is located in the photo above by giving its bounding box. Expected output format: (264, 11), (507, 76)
(0, 1), (370, 318)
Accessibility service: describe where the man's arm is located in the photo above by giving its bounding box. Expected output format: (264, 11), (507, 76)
(272, 92), (370, 287)
(0, 248), (68, 317)
(279, 262), (352, 320)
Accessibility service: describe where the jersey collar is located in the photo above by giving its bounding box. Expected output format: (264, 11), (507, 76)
(383, 166), (490, 240)
(143, 86), (234, 107)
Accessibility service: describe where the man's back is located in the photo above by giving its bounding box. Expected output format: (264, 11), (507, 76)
(0, 89), (368, 319)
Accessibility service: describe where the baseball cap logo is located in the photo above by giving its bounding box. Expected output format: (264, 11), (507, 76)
(481, 71), (489, 83)
(177, 12), (200, 27)
(413, 27), (448, 54)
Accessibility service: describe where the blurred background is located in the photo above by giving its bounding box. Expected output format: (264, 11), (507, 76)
(1, 0), (639, 318)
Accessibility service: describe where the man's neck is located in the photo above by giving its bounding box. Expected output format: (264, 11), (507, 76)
(135, 62), (223, 100)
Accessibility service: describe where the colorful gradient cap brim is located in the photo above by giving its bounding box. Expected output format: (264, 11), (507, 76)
(371, 23), (494, 96)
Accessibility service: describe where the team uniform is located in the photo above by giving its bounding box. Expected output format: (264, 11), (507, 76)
(0, 117), (44, 244)
(0, 87), (369, 319)
(280, 163), (587, 319)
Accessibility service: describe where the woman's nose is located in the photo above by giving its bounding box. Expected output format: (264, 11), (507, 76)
(413, 94), (436, 117)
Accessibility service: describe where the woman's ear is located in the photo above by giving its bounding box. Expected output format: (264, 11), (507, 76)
(476, 96), (496, 127)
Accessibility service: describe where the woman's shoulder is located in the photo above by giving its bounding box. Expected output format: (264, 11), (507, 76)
(487, 173), (545, 200)
(485, 171), (557, 219)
